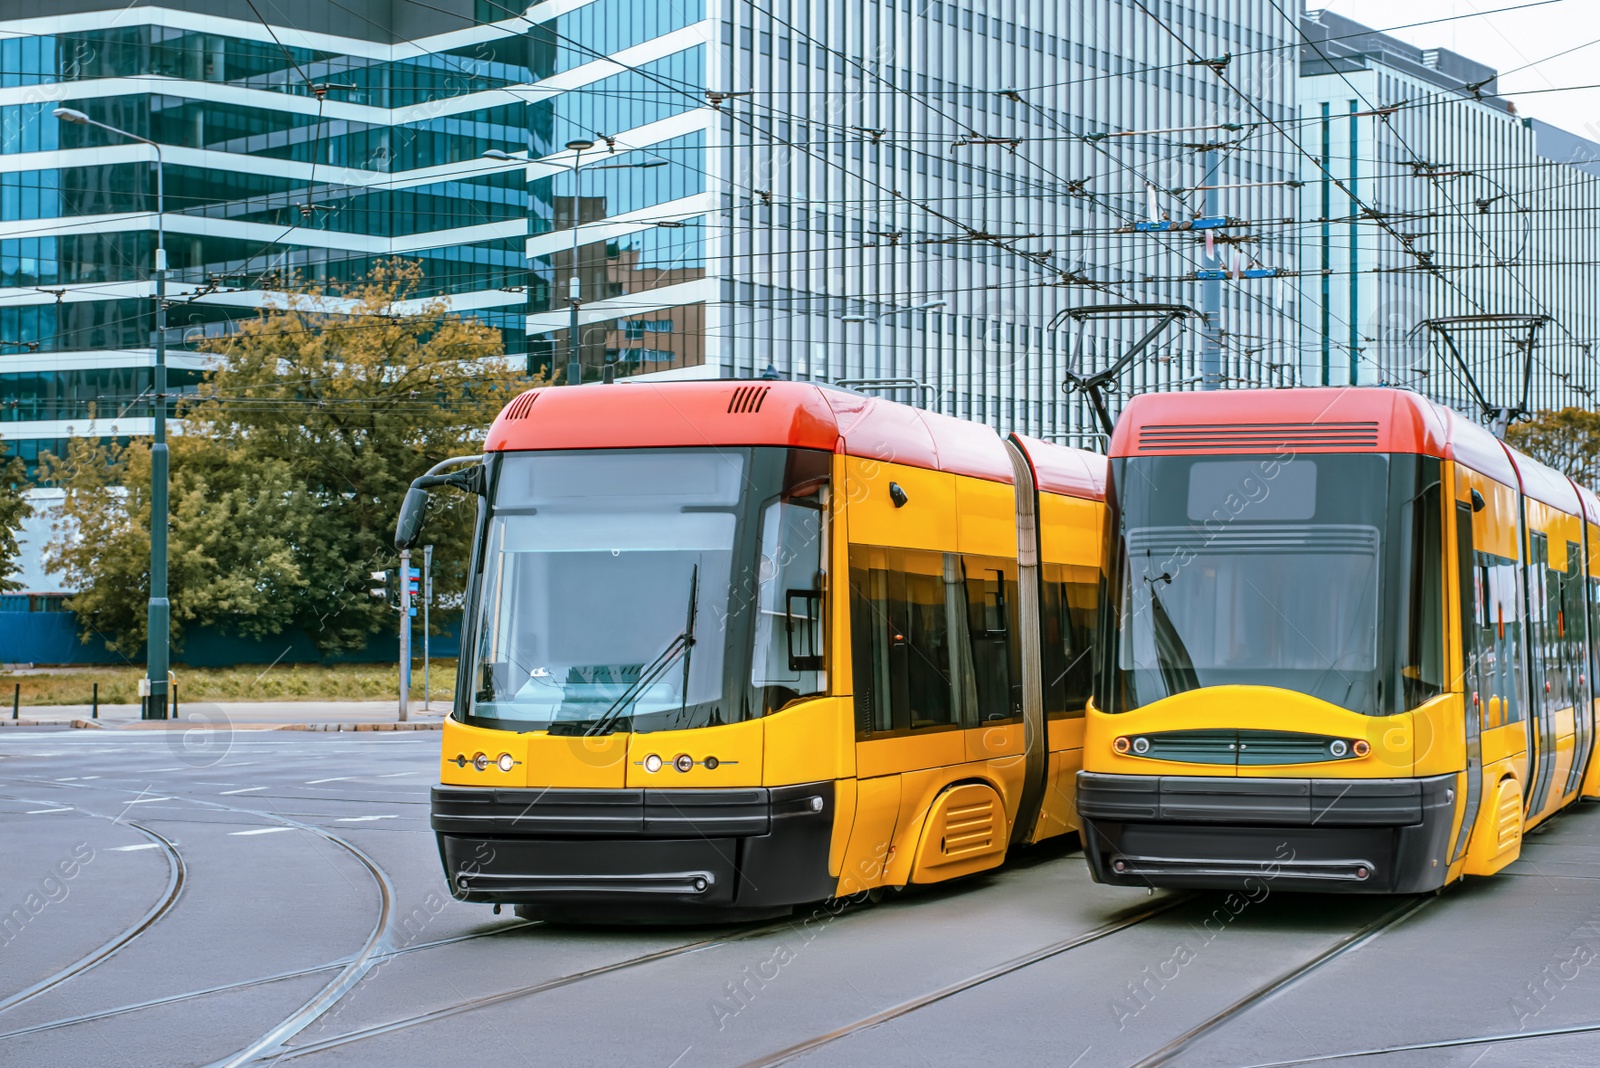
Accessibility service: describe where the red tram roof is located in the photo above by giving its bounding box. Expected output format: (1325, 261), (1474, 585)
(484, 380), (1056, 486)
(1010, 433), (1108, 501)
(1504, 446), (1582, 514)
(1111, 387), (1527, 487)
(1572, 480), (1600, 529)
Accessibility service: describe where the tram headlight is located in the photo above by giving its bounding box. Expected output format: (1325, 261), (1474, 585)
(1131, 737), (1151, 755)
(1329, 739), (1349, 758)
(674, 753), (695, 773)
(1352, 739), (1371, 757)
(471, 752), (488, 772)
(496, 753), (515, 773)
(1113, 736), (1131, 754)
(643, 754), (663, 773)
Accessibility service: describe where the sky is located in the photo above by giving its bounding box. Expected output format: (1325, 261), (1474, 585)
(1317, 0), (1600, 142)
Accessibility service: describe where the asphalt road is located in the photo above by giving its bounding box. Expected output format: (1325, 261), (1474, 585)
(3, 727), (1600, 1068)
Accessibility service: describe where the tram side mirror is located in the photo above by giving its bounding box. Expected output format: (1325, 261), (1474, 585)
(1470, 489), (1486, 513)
(395, 487), (430, 550)
(394, 458), (487, 550)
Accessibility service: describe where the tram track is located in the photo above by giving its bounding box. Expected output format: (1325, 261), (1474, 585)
(0, 819), (185, 1017)
(1237, 1016), (1600, 1066)
(263, 906), (879, 1062)
(1128, 895), (1436, 1068)
(737, 892), (1195, 1068)
(0, 919), (537, 1043)
(5, 780), (405, 1067)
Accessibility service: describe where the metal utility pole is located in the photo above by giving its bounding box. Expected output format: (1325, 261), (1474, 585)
(422, 543), (433, 710)
(54, 107), (170, 720)
(1201, 145), (1222, 390)
(564, 138), (595, 385)
(398, 548), (411, 722)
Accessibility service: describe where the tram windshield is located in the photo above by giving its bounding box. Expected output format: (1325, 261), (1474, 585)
(463, 447), (829, 733)
(1104, 452), (1443, 716)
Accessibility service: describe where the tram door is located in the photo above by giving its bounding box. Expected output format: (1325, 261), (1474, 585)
(1453, 501), (1486, 864)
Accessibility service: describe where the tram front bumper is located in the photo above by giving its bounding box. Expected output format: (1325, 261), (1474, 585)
(431, 782), (836, 915)
(1075, 771), (1457, 894)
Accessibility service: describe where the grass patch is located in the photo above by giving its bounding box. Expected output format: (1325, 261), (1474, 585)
(0, 662), (457, 706)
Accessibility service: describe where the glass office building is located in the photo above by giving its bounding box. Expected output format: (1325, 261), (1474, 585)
(1298, 9), (1600, 417)
(0, 0), (1305, 477)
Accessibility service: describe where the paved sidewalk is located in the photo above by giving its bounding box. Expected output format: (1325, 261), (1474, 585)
(0, 700), (450, 730)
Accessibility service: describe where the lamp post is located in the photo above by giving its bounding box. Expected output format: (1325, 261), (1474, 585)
(842, 299), (947, 382)
(485, 146), (667, 385)
(55, 106), (170, 721)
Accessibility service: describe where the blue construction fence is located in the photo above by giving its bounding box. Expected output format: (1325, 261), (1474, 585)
(0, 609), (461, 668)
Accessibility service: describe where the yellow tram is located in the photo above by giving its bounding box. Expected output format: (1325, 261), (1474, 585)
(1079, 387), (1600, 892)
(397, 381), (1106, 919)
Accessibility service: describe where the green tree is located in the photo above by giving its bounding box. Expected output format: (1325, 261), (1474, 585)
(0, 457), (32, 593)
(1507, 407), (1600, 485)
(45, 436), (313, 654)
(47, 260), (535, 654)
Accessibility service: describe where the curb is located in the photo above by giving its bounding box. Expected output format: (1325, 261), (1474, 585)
(1, 719), (47, 727)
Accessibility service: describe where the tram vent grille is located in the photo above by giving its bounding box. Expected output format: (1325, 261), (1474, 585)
(728, 386), (771, 414)
(1137, 421), (1381, 452)
(502, 391), (541, 420)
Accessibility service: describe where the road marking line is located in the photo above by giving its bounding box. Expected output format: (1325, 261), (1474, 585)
(229, 827), (294, 836)
(124, 797), (174, 804)
(377, 772), (413, 778)
(111, 843), (161, 852)
(54, 777), (79, 781)
(26, 808), (72, 814)
(304, 777), (354, 784)
(220, 762), (259, 767)
(220, 787), (266, 795)
(334, 815), (398, 822)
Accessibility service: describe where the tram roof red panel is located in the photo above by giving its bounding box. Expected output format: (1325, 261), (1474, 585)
(1505, 446), (1582, 514)
(1110, 387), (1533, 485)
(1572, 479), (1600, 528)
(1110, 388), (1450, 458)
(1009, 433), (1107, 501)
(1434, 405), (1519, 487)
(484, 381), (1019, 483)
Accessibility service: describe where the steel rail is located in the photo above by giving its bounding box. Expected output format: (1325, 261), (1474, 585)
(0, 804), (187, 1017)
(1129, 895), (1435, 1068)
(0, 920), (537, 1042)
(739, 893), (1196, 1068)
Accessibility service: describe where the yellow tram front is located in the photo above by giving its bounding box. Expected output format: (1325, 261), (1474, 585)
(1079, 387), (1600, 894)
(400, 379), (1107, 920)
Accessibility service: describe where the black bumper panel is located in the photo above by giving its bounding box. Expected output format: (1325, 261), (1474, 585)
(432, 782), (836, 913)
(1076, 772), (1455, 894)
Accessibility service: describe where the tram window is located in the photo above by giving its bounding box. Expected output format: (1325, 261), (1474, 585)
(1401, 481), (1445, 708)
(964, 560), (1019, 723)
(849, 549), (957, 735)
(750, 499), (825, 706)
(1456, 503), (1488, 727)
(1041, 563), (1097, 718)
(1479, 556), (1525, 727)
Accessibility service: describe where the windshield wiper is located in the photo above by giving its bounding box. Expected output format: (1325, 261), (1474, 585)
(585, 566), (699, 737)
(1146, 580), (1200, 696)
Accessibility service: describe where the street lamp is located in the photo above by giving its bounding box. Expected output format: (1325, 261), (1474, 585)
(562, 139), (595, 386)
(485, 145), (668, 385)
(842, 299), (947, 381)
(55, 105), (171, 721)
